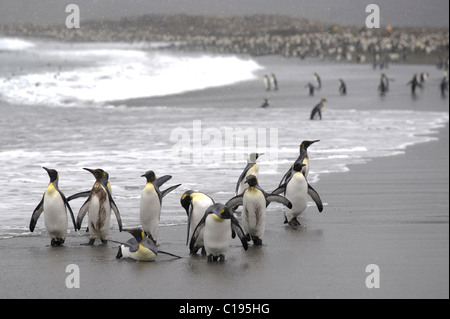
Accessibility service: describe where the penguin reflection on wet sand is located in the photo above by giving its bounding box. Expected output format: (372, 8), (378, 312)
(273, 163), (323, 227)
(29, 167), (77, 246)
(76, 168), (122, 245)
(310, 98), (327, 120)
(189, 203), (248, 262)
(226, 175), (292, 246)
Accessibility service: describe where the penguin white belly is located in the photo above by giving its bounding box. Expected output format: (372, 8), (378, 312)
(237, 164), (258, 195)
(121, 245), (157, 262)
(285, 173), (308, 222)
(204, 216), (231, 257)
(242, 189), (266, 239)
(43, 192), (67, 239)
(88, 196), (111, 239)
(189, 199), (212, 247)
(140, 185), (161, 240)
(302, 157), (310, 177)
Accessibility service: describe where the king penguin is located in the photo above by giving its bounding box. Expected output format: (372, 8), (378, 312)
(264, 74), (271, 91)
(310, 98), (327, 120)
(339, 79), (347, 95)
(189, 203), (248, 261)
(278, 139), (320, 187)
(180, 190), (215, 255)
(273, 163), (323, 226)
(140, 170), (181, 242)
(226, 175), (292, 245)
(235, 153), (263, 196)
(314, 73), (322, 90)
(76, 168), (122, 245)
(114, 228), (181, 262)
(29, 167), (77, 246)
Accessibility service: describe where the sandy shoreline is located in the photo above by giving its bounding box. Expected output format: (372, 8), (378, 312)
(0, 52), (448, 299)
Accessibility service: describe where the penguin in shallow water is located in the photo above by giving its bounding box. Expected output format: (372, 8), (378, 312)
(180, 190), (215, 255)
(140, 170), (181, 242)
(235, 153), (263, 196)
(226, 175), (292, 245)
(314, 73), (322, 90)
(305, 83), (315, 96)
(278, 139), (320, 187)
(271, 73), (278, 91)
(407, 74), (421, 95)
(273, 163), (323, 226)
(339, 79), (347, 95)
(76, 168), (122, 245)
(190, 203), (248, 261)
(310, 98), (327, 120)
(114, 228), (181, 262)
(378, 73), (389, 96)
(29, 167), (77, 246)
(263, 74), (271, 91)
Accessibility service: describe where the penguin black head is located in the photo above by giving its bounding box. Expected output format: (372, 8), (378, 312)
(43, 167), (58, 183)
(248, 153), (264, 163)
(126, 228), (147, 243)
(321, 98), (327, 103)
(180, 190), (195, 215)
(293, 163), (306, 172)
(83, 168), (107, 181)
(244, 175), (258, 187)
(300, 140), (320, 150)
(208, 203), (234, 220)
(141, 170), (156, 183)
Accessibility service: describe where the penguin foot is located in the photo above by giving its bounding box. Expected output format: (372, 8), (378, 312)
(51, 238), (65, 247)
(218, 254), (226, 262)
(288, 218), (301, 227)
(207, 255), (225, 262)
(201, 247), (207, 256)
(251, 236), (263, 246)
(81, 238), (96, 246)
(244, 234), (251, 242)
(101, 238), (108, 245)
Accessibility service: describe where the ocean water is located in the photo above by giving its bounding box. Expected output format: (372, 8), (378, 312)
(0, 37), (448, 239)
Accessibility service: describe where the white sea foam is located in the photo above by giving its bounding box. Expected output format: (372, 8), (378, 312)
(0, 37), (35, 51)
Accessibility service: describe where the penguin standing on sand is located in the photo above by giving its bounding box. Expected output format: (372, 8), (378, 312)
(271, 73), (278, 91)
(226, 175), (292, 245)
(419, 72), (429, 86)
(273, 163), (323, 226)
(305, 83), (315, 96)
(181, 190), (215, 255)
(235, 153), (263, 196)
(378, 73), (389, 96)
(278, 140), (320, 187)
(75, 168), (122, 245)
(189, 203), (248, 262)
(407, 74), (421, 95)
(310, 98), (327, 120)
(314, 73), (322, 90)
(264, 75), (271, 91)
(140, 170), (181, 242)
(29, 167), (77, 246)
(339, 79), (347, 95)
(114, 228), (181, 262)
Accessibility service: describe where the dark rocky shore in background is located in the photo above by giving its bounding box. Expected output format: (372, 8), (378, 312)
(1, 14), (449, 65)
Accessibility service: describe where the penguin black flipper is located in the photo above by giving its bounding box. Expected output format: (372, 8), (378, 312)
(161, 184), (181, 198)
(189, 214), (207, 253)
(235, 163), (254, 195)
(60, 191), (77, 231)
(67, 191), (91, 202)
(265, 194), (293, 209)
(272, 183), (287, 195)
(308, 183), (323, 212)
(102, 183), (122, 232)
(76, 197), (91, 231)
(155, 175), (172, 188)
(29, 195), (45, 232)
(225, 194), (244, 209)
(230, 214), (248, 251)
(186, 204), (194, 245)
